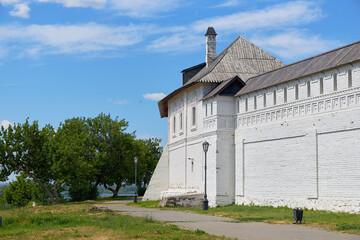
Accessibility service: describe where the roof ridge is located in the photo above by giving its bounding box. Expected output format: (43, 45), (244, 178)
(184, 36), (242, 85)
(246, 40), (360, 81)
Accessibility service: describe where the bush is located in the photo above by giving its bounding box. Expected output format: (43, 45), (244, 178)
(68, 181), (98, 201)
(137, 187), (146, 196)
(3, 173), (49, 206)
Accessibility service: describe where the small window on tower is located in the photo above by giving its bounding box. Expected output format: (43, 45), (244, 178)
(180, 113), (183, 131)
(173, 116), (176, 134)
(295, 84), (299, 100)
(284, 87), (287, 103)
(192, 107), (196, 127)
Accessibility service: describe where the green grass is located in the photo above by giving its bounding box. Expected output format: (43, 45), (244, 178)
(0, 201), (232, 240)
(131, 201), (360, 235)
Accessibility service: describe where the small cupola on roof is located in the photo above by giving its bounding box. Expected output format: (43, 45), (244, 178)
(205, 27), (217, 66)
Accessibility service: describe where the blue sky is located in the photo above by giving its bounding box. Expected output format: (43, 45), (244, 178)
(1, 0), (360, 145)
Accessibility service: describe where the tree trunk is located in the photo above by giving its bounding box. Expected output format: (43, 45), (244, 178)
(28, 173), (55, 204)
(104, 181), (122, 198)
(112, 184), (121, 198)
(53, 182), (60, 203)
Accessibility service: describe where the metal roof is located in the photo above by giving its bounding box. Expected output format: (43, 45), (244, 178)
(235, 40), (360, 96)
(205, 27), (217, 36)
(203, 76), (245, 100)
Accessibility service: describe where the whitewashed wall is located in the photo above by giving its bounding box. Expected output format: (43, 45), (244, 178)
(235, 61), (360, 213)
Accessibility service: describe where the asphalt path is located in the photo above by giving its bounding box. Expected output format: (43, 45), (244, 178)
(98, 200), (360, 240)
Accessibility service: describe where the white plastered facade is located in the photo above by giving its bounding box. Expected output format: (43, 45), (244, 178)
(144, 46), (360, 213)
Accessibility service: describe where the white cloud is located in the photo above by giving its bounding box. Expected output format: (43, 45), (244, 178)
(108, 0), (180, 18)
(211, 0), (240, 8)
(143, 93), (166, 101)
(148, 33), (203, 53)
(1, 120), (13, 129)
(0, 23), (148, 57)
(0, 0), (18, 6)
(9, 3), (30, 18)
(36, 0), (106, 9)
(113, 99), (129, 105)
(250, 30), (340, 60)
(193, 1), (323, 32)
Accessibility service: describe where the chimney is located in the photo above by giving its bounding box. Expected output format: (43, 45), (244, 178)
(205, 27), (217, 66)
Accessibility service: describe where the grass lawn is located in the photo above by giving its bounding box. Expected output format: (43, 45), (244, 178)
(130, 201), (360, 235)
(0, 200), (231, 240)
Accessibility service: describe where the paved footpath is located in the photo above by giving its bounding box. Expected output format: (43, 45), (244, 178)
(98, 200), (360, 240)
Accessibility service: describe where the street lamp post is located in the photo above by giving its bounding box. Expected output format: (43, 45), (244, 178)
(202, 141), (209, 210)
(134, 157), (138, 203)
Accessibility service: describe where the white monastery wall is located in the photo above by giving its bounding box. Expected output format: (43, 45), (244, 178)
(235, 61), (360, 213)
(143, 145), (169, 200)
(203, 96), (237, 206)
(163, 83), (217, 198)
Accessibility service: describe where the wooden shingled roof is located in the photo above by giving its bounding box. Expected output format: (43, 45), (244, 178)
(235, 40), (360, 96)
(185, 36), (285, 85)
(158, 35), (285, 118)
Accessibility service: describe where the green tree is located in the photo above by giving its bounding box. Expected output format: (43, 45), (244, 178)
(49, 117), (99, 201)
(0, 119), (61, 204)
(137, 138), (162, 188)
(89, 113), (136, 197)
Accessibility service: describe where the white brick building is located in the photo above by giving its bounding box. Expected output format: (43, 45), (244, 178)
(143, 27), (360, 213)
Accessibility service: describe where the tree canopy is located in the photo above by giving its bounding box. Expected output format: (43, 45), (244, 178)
(0, 113), (162, 203)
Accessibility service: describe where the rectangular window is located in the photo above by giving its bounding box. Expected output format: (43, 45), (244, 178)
(334, 73), (338, 91)
(307, 81), (311, 97)
(254, 96), (257, 110)
(295, 84), (299, 100)
(180, 113), (183, 131)
(263, 93), (266, 107)
(273, 90), (276, 105)
(320, 77), (324, 95)
(245, 98), (248, 112)
(205, 104), (208, 117)
(173, 116), (176, 134)
(211, 102), (213, 115)
(284, 87), (287, 103)
(192, 107), (196, 126)
(348, 70), (353, 88)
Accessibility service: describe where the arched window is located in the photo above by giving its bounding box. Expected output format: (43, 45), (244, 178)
(295, 84), (299, 100)
(263, 92), (267, 107)
(333, 73), (338, 91)
(348, 70), (353, 88)
(320, 77), (324, 95)
(273, 90), (277, 105)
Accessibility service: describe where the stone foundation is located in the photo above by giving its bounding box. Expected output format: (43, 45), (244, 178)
(158, 193), (203, 207)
